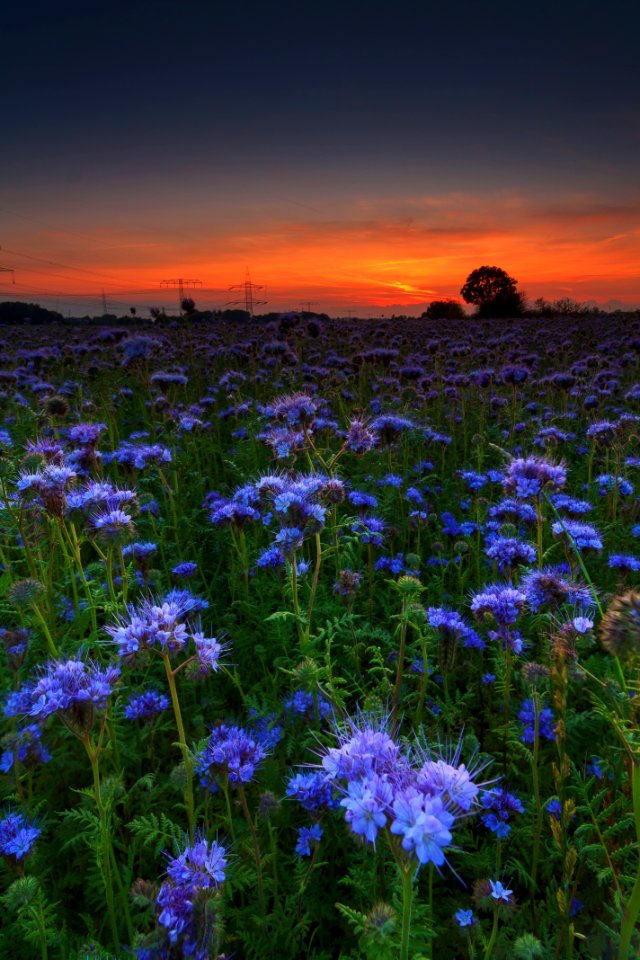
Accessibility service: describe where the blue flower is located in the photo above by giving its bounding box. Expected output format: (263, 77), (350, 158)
(0, 809), (41, 859)
(455, 908), (477, 928)
(196, 723), (266, 790)
(124, 689), (170, 721)
(390, 789), (454, 866)
(489, 879), (513, 904)
(286, 771), (337, 811)
(295, 823), (323, 857)
(340, 775), (393, 844)
(518, 698), (556, 743)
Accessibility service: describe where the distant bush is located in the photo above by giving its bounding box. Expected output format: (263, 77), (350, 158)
(0, 301), (63, 324)
(528, 297), (599, 318)
(422, 299), (466, 320)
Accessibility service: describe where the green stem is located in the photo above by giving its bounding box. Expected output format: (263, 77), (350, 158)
(86, 742), (120, 949)
(304, 532), (323, 642)
(619, 761), (640, 960)
(530, 691), (542, 923)
(290, 555), (306, 648)
(482, 908), (500, 960)
(30, 603), (58, 658)
(238, 785), (265, 916)
(391, 598), (409, 737)
(163, 655), (195, 841)
(64, 522), (98, 635)
(399, 863), (414, 960)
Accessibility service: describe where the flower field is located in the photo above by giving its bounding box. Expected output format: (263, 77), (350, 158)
(0, 313), (639, 959)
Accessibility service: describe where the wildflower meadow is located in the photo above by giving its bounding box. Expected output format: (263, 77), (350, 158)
(0, 312), (639, 959)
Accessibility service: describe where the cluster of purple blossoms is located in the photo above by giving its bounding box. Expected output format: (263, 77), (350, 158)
(586, 420), (617, 446)
(295, 822), (323, 857)
(0, 723), (51, 772)
(5, 658), (120, 731)
(16, 464), (77, 518)
(265, 391), (320, 426)
(480, 787), (525, 838)
(608, 554), (640, 572)
(548, 493), (592, 517)
(90, 506), (135, 542)
(66, 421), (107, 447)
(595, 473), (634, 497)
(485, 536), (536, 572)
(148, 835), (227, 960)
(196, 723), (266, 791)
(172, 561), (198, 579)
(106, 595), (225, 673)
(518, 699), (556, 743)
(551, 519), (603, 552)
(66, 479), (137, 516)
(344, 418), (378, 454)
(351, 515), (385, 546)
(427, 608), (485, 651)
(519, 566), (593, 612)
(102, 441), (172, 470)
(470, 584), (527, 626)
(124, 689), (171, 721)
(283, 689), (332, 723)
(375, 553), (420, 577)
(370, 414), (415, 444)
(502, 456), (566, 499)
(319, 714), (488, 869)
(122, 541), (157, 562)
(0, 809), (41, 860)
(286, 771), (338, 812)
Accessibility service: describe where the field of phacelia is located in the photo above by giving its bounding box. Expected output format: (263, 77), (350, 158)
(0, 313), (639, 960)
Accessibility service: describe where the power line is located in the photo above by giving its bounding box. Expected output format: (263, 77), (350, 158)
(0, 244), (142, 286)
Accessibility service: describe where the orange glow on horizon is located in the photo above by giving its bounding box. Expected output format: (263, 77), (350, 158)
(2, 191), (639, 312)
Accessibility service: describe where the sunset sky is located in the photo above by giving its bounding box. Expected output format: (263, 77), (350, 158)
(1, 0), (639, 317)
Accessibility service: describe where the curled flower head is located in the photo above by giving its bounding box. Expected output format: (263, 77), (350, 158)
(153, 834), (228, 957)
(470, 584), (527, 626)
(196, 723), (266, 791)
(502, 456), (566, 499)
(0, 809), (41, 861)
(599, 591), (640, 660)
(319, 711), (406, 784)
(551, 520), (602, 552)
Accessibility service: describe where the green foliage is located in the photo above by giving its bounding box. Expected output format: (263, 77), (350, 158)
(0, 876), (58, 955)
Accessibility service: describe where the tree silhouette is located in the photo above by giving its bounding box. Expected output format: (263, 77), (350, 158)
(460, 266), (524, 318)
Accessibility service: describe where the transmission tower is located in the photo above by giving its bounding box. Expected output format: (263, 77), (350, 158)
(160, 277), (203, 314)
(0, 266), (16, 285)
(228, 268), (266, 317)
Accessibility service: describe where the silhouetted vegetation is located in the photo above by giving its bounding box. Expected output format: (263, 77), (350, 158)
(461, 265), (525, 318)
(0, 301), (63, 324)
(422, 299), (466, 320)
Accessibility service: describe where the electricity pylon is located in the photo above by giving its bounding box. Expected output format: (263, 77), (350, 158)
(160, 277), (203, 314)
(228, 268), (266, 317)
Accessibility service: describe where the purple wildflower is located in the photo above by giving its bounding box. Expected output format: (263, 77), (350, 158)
(0, 809), (41, 860)
(196, 723), (266, 790)
(295, 823), (323, 857)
